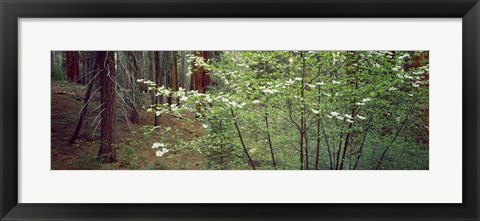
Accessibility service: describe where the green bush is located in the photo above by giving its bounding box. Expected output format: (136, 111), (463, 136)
(51, 63), (64, 81)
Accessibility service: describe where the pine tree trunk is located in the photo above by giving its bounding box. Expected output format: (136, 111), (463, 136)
(165, 51), (173, 104)
(65, 51), (79, 83)
(127, 51), (141, 124)
(97, 51), (117, 163)
(171, 52), (179, 104)
(154, 51), (161, 126)
(148, 52), (156, 105)
(180, 51), (187, 91)
(190, 51), (210, 92)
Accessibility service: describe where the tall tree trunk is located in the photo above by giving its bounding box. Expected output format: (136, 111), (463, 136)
(65, 51), (79, 83)
(97, 51), (117, 163)
(78, 52), (86, 85)
(82, 53), (88, 85)
(130, 52), (141, 91)
(190, 51), (210, 92)
(165, 51), (173, 104)
(123, 52), (130, 89)
(142, 52), (149, 93)
(181, 51), (188, 91)
(148, 52), (156, 105)
(139, 52), (146, 92)
(171, 52), (179, 104)
(127, 51), (141, 124)
(154, 51), (161, 126)
(298, 52), (306, 170)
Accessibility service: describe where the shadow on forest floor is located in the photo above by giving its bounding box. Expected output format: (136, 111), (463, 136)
(51, 81), (205, 170)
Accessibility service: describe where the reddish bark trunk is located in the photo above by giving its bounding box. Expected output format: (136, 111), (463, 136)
(190, 51), (211, 92)
(65, 51), (79, 83)
(97, 51), (117, 163)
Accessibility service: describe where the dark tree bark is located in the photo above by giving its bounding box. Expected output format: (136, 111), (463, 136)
(354, 125), (370, 170)
(171, 52), (179, 104)
(164, 51), (173, 104)
(180, 51), (188, 91)
(97, 51), (117, 163)
(315, 116), (321, 170)
(68, 52), (97, 145)
(335, 123), (345, 170)
(65, 51), (80, 83)
(137, 51), (148, 93)
(129, 52), (141, 91)
(154, 51), (162, 126)
(339, 122), (353, 170)
(265, 111), (276, 169)
(69, 82), (94, 145)
(126, 51), (141, 124)
(230, 108), (256, 170)
(78, 52), (86, 85)
(51, 51), (55, 69)
(149, 52), (156, 104)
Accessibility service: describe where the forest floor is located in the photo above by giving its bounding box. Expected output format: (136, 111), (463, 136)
(51, 81), (205, 170)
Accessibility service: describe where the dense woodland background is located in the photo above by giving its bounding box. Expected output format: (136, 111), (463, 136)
(51, 51), (429, 170)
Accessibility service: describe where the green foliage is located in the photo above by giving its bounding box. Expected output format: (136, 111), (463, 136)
(74, 152), (98, 170)
(141, 51), (429, 170)
(118, 146), (139, 169)
(145, 161), (167, 170)
(51, 62), (64, 81)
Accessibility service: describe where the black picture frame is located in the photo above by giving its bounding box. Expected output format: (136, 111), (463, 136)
(1, 0), (479, 220)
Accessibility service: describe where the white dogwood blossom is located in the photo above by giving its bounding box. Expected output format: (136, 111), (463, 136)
(330, 111), (339, 117)
(152, 142), (166, 149)
(156, 148), (170, 157)
(285, 79), (295, 85)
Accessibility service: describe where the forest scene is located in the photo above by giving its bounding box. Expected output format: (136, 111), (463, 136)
(51, 51), (429, 170)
